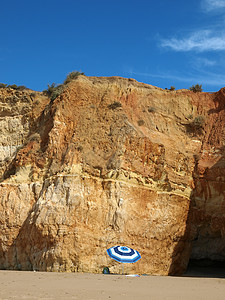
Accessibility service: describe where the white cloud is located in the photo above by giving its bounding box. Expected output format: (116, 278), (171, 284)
(202, 0), (225, 11)
(160, 30), (225, 52)
(194, 57), (216, 67)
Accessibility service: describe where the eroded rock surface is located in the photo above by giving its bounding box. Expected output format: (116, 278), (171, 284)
(0, 77), (224, 275)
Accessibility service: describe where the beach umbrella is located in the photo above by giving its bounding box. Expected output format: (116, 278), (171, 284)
(107, 246), (141, 274)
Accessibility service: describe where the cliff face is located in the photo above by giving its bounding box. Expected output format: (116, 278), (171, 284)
(0, 76), (224, 275)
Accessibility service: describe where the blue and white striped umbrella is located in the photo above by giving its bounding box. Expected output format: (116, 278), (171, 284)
(107, 246), (141, 263)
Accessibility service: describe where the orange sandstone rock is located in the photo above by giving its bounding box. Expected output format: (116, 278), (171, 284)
(0, 77), (224, 275)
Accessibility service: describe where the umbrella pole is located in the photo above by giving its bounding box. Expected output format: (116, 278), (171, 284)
(122, 263), (124, 275)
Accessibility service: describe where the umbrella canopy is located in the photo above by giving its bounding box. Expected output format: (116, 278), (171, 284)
(107, 246), (141, 263)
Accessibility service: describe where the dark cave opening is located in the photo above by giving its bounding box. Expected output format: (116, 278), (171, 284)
(183, 259), (225, 278)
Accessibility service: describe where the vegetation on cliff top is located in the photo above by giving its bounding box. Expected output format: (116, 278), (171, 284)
(0, 75), (204, 96)
(165, 84), (203, 92)
(63, 71), (85, 85)
(0, 83), (27, 90)
(43, 71), (84, 101)
(189, 84), (203, 92)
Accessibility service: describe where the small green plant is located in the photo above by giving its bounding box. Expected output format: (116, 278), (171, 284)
(63, 71), (84, 85)
(169, 86), (175, 91)
(50, 84), (64, 101)
(137, 119), (145, 126)
(30, 92), (36, 98)
(0, 83), (7, 88)
(192, 115), (205, 128)
(43, 70), (85, 101)
(8, 84), (18, 90)
(186, 115), (205, 135)
(0, 83), (27, 90)
(77, 145), (83, 152)
(148, 106), (156, 113)
(189, 84), (203, 92)
(17, 85), (27, 90)
(6, 84), (27, 90)
(43, 83), (57, 96)
(108, 102), (122, 110)
(34, 99), (40, 105)
(43, 83), (64, 101)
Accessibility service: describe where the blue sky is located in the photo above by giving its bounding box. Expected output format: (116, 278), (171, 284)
(1, 0), (225, 92)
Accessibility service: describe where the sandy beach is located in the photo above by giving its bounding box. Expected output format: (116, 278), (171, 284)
(0, 268), (225, 300)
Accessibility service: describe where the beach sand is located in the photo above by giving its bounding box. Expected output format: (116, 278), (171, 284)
(0, 268), (224, 300)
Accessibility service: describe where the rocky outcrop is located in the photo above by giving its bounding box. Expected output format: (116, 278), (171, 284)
(190, 88), (225, 263)
(0, 76), (224, 275)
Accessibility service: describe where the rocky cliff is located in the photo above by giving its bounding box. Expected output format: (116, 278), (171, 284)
(0, 76), (224, 275)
